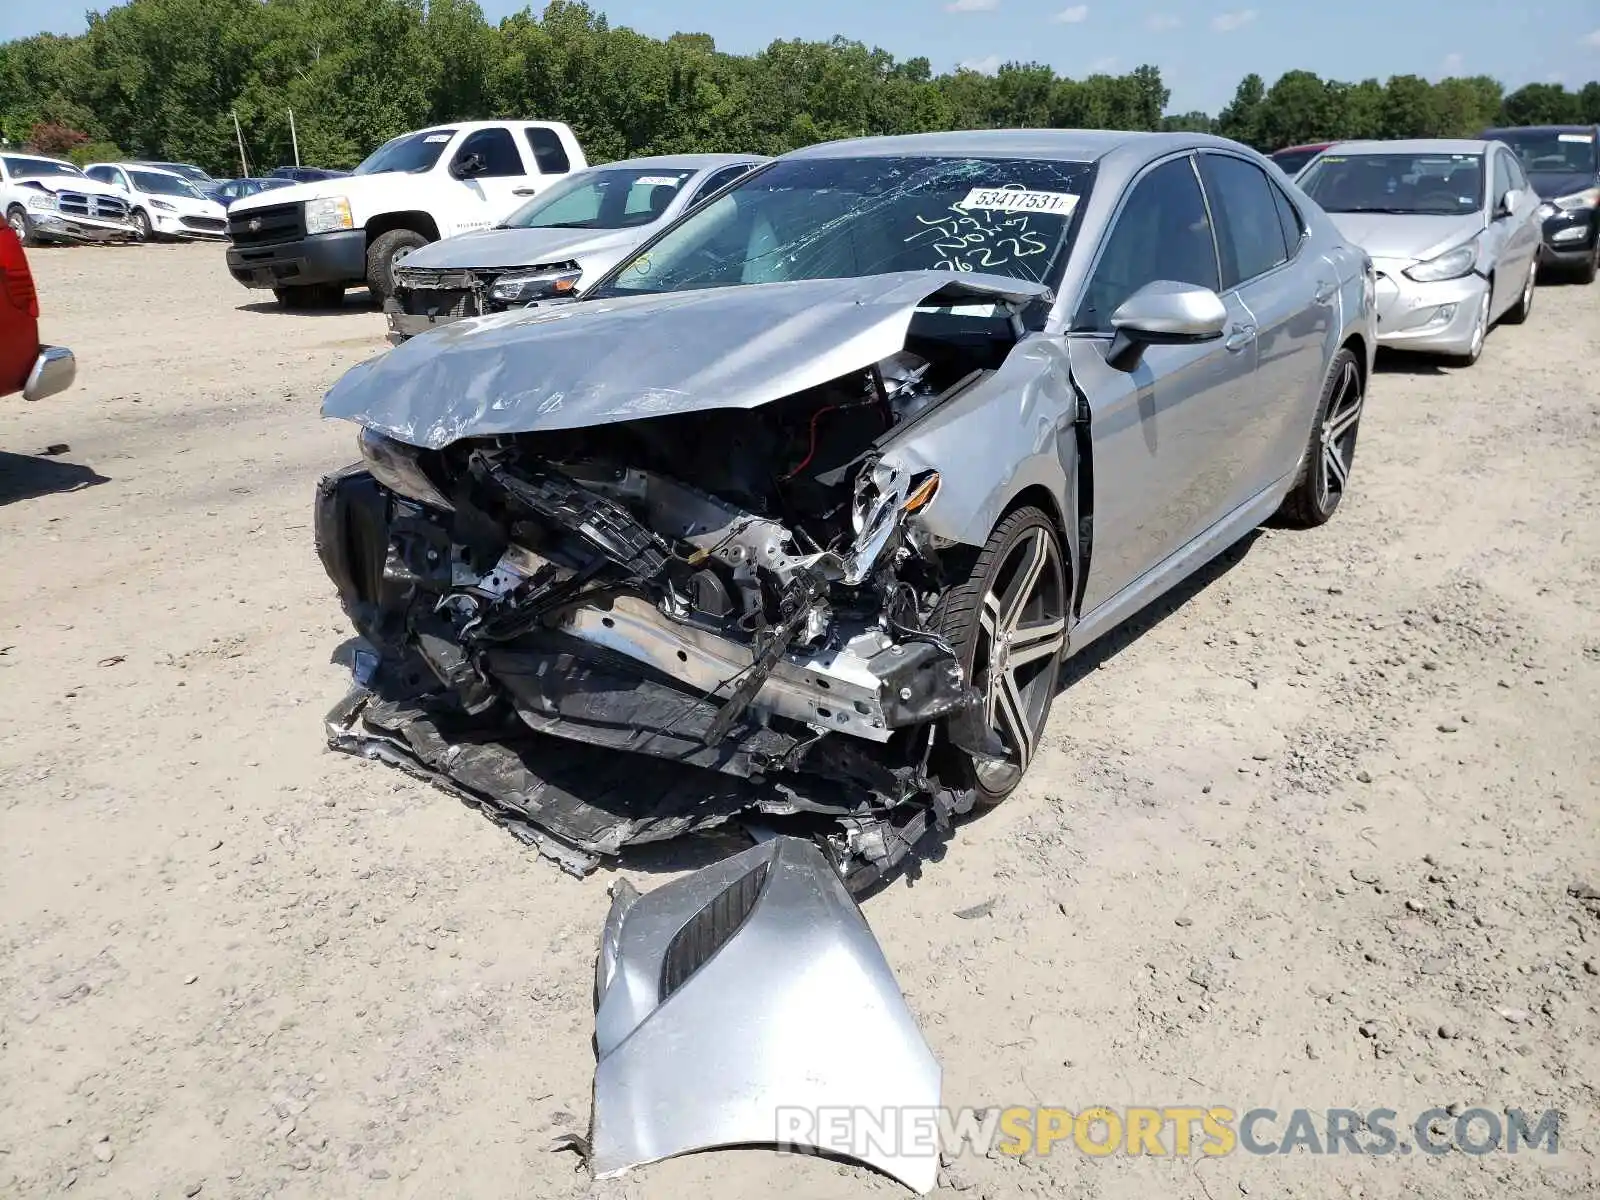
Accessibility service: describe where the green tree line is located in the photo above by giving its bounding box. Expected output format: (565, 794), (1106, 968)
(1, 0), (1597, 174)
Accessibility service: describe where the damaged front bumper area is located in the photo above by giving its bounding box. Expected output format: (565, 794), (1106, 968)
(386, 262), (580, 344)
(315, 364), (1015, 887)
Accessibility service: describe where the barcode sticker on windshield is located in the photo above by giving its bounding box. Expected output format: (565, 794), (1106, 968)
(635, 175), (681, 186)
(424, 134), (451, 143)
(958, 187), (1080, 215)
(1559, 133), (1594, 143)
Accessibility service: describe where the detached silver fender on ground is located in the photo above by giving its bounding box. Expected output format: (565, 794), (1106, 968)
(590, 836), (942, 1192)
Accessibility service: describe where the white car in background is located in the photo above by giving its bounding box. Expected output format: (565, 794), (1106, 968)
(83, 162), (228, 241)
(0, 153), (137, 246)
(386, 152), (768, 341)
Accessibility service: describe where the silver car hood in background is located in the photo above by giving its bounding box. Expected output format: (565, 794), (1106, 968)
(397, 224), (646, 271)
(1326, 211), (1486, 264)
(322, 270), (1050, 450)
(590, 836), (942, 1192)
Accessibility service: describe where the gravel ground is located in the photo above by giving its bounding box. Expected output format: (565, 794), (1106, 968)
(2, 241), (1597, 1200)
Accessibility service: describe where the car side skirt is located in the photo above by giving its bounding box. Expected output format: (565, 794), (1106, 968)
(1066, 470), (1294, 656)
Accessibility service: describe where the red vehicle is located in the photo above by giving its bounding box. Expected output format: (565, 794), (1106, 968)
(1269, 142), (1335, 177)
(0, 222), (74, 400)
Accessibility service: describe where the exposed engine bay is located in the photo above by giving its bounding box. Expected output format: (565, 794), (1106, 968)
(315, 269), (1058, 890)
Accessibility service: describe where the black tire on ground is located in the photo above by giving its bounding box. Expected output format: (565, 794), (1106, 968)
(932, 506), (1068, 808)
(131, 208), (152, 241)
(1575, 240), (1599, 285)
(1502, 261), (1535, 325)
(5, 204), (35, 247)
(365, 228), (429, 302)
(1275, 346), (1365, 529)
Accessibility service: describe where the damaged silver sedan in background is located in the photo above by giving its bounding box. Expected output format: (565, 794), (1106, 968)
(315, 129), (1376, 890)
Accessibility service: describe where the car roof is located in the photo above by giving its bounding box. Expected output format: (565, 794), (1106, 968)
(1481, 124), (1597, 135)
(1330, 138), (1494, 156)
(3, 152), (78, 165)
(102, 162), (191, 179)
(401, 120), (572, 138)
(1273, 142), (1334, 153)
(590, 153), (771, 172)
(782, 128), (1252, 164)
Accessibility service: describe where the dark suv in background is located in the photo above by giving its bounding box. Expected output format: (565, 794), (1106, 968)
(1482, 125), (1600, 283)
(267, 166), (350, 183)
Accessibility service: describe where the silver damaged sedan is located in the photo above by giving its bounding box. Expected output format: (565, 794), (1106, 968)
(314, 130), (1377, 889)
(1297, 139), (1544, 364)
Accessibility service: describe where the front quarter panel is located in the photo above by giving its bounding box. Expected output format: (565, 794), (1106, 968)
(886, 335), (1078, 553)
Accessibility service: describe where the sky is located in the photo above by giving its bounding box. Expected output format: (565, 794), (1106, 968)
(7, 0), (1600, 115)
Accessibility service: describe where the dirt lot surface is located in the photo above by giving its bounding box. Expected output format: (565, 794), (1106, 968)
(2, 241), (1597, 1200)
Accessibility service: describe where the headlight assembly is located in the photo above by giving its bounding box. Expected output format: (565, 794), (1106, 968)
(489, 264), (582, 305)
(149, 199), (176, 211)
(1549, 187), (1600, 212)
(305, 195), (354, 236)
(1403, 239), (1478, 283)
(357, 427), (454, 511)
(25, 190), (59, 212)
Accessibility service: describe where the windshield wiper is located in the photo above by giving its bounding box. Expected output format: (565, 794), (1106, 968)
(1332, 206), (1431, 214)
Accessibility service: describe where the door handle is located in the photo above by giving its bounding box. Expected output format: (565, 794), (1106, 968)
(511, 187), (538, 196)
(1314, 280), (1336, 304)
(1224, 324), (1256, 352)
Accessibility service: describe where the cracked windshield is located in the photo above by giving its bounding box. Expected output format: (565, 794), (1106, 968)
(596, 156), (1094, 298)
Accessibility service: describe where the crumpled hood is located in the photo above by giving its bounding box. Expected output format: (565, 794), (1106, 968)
(1327, 211), (1485, 263)
(28, 177), (125, 201)
(1525, 170), (1596, 202)
(398, 224), (644, 271)
(323, 270), (1051, 450)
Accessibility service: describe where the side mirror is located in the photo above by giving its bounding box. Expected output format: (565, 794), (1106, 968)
(451, 152), (486, 180)
(1106, 280), (1229, 370)
(1496, 189), (1517, 218)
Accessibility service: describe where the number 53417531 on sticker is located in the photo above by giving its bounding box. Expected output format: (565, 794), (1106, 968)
(957, 187), (1080, 215)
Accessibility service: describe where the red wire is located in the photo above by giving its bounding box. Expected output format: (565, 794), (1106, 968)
(782, 405), (838, 480)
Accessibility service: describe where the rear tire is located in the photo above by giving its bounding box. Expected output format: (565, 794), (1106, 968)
(5, 204), (35, 246)
(365, 228), (428, 302)
(1276, 347), (1364, 529)
(932, 507), (1068, 808)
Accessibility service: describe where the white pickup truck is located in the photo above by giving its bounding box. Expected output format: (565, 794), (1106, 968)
(224, 120), (587, 310)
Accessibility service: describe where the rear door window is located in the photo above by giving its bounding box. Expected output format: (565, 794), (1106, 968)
(1198, 153), (1290, 288)
(1270, 181), (1304, 257)
(523, 127), (572, 175)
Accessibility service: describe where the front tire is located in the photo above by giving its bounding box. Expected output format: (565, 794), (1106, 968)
(5, 204), (35, 246)
(1448, 290), (1491, 365)
(1276, 347), (1364, 529)
(365, 228), (428, 302)
(1576, 238), (1599, 285)
(131, 208), (152, 241)
(933, 507), (1068, 807)
(1502, 260), (1535, 325)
